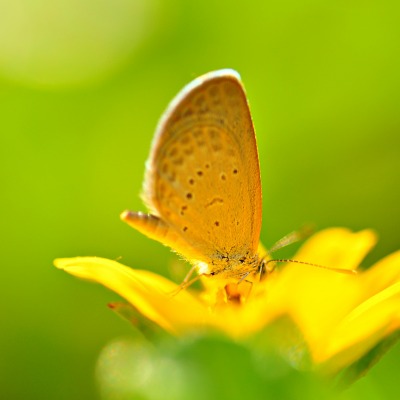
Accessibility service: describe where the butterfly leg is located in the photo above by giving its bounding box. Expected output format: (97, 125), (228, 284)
(168, 265), (203, 297)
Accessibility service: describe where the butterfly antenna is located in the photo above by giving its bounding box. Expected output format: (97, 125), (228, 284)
(265, 259), (358, 275)
(269, 224), (315, 254)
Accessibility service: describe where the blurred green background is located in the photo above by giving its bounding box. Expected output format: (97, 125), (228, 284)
(1, 0), (399, 399)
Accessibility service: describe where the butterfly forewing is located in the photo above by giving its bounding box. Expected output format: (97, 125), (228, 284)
(142, 70), (262, 264)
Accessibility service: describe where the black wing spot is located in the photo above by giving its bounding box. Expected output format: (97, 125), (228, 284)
(180, 205), (188, 216)
(205, 198), (224, 208)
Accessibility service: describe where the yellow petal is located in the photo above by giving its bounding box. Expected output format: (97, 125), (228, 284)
(362, 250), (400, 295)
(54, 257), (208, 334)
(266, 229), (377, 357)
(318, 281), (400, 372)
(293, 228), (377, 271)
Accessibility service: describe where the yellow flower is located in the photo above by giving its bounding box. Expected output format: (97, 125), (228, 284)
(54, 227), (400, 377)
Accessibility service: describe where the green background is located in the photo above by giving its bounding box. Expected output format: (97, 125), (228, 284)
(1, 0), (399, 399)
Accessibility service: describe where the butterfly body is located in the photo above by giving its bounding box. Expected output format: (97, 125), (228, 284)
(122, 69), (263, 280)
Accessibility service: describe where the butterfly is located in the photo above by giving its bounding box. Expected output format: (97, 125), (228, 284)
(121, 69), (265, 281)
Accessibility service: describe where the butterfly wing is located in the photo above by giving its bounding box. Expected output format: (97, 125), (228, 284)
(124, 70), (262, 265)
